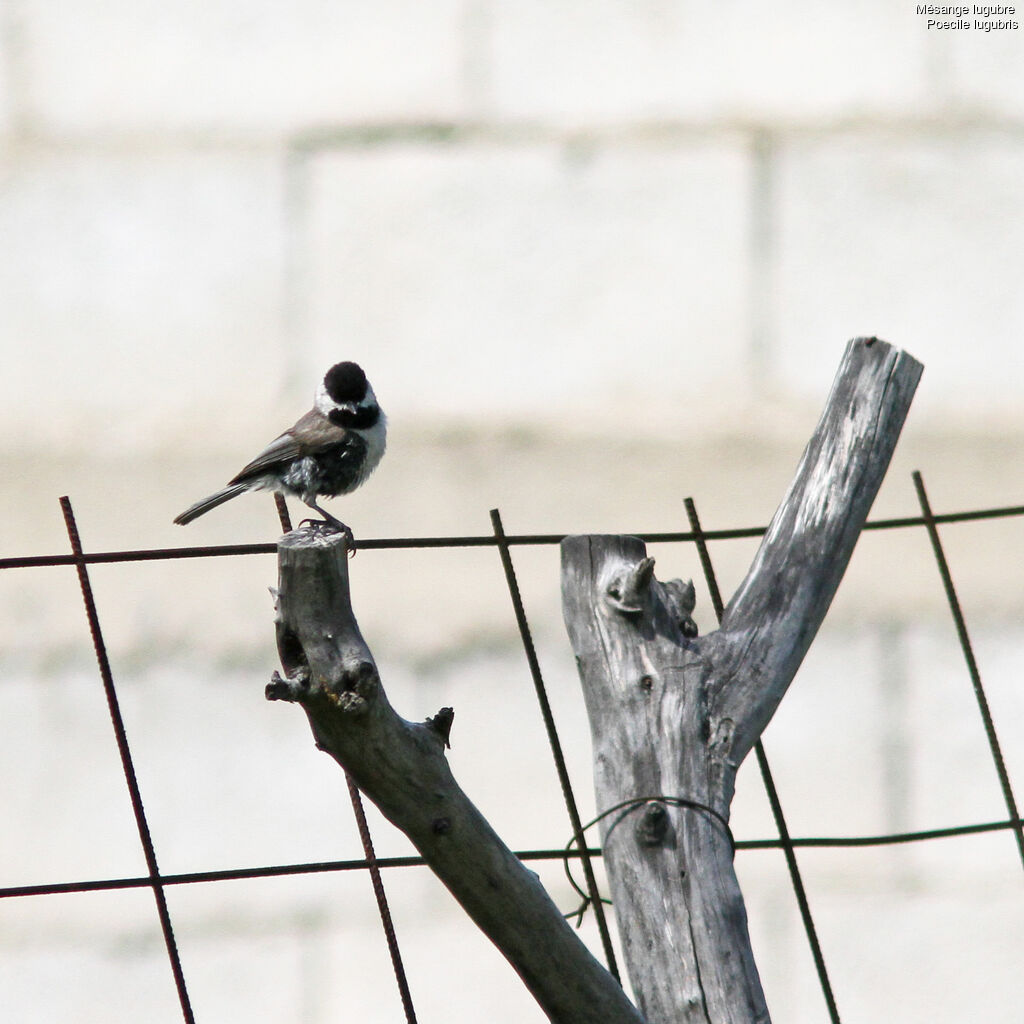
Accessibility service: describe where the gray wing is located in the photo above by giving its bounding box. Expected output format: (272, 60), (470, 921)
(229, 411), (349, 484)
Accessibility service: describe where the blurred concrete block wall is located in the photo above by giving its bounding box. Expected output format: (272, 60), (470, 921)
(1, 5), (1022, 1023)
(2, 2), (1024, 447)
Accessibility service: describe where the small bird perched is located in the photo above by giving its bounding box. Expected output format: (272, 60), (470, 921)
(174, 361), (385, 545)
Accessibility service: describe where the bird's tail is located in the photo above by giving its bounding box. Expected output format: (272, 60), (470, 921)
(173, 483), (249, 525)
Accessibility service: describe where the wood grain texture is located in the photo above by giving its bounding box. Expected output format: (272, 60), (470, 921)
(561, 338), (922, 1024)
(269, 528), (645, 1024)
(712, 337), (923, 761)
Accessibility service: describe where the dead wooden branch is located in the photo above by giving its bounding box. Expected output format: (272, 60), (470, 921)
(560, 337), (923, 1024)
(268, 528), (645, 1024)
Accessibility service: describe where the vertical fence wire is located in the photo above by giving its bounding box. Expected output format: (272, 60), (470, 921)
(274, 493), (419, 1022)
(490, 509), (621, 983)
(911, 472), (1024, 871)
(684, 497), (842, 1024)
(343, 776), (420, 1024)
(59, 497), (196, 1024)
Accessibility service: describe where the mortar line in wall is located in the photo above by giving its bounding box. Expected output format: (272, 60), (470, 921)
(749, 129), (777, 394)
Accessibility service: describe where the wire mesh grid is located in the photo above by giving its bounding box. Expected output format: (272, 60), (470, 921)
(2, 474), (1022, 1023)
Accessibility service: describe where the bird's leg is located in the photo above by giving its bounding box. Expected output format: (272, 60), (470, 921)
(302, 499), (356, 554)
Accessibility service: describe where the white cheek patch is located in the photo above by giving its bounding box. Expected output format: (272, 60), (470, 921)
(316, 380), (381, 421)
(314, 381), (336, 417)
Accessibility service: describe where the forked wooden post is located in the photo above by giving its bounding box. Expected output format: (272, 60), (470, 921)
(560, 337), (922, 1023)
(268, 529), (645, 1024)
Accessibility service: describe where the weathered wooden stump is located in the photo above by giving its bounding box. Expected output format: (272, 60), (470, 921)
(560, 337), (922, 1023)
(268, 528), (645, 1024)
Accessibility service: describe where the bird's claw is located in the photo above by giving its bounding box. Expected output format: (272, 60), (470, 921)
(297, 517), (357, 555)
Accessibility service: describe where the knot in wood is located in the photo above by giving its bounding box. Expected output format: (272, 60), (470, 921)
(636, 802), (670, 847)
(324, 659), (379, 714)
(662, 578), (698, 638)
(604, 557), (655, 615)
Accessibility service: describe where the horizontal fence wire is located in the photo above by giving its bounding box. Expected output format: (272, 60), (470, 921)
(3, 501), (1024, 571)
(1, 485), (1021, 1022)
(4, 817), (1022, 902)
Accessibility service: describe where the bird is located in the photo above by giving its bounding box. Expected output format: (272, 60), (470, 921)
(174, 361), (386, 546)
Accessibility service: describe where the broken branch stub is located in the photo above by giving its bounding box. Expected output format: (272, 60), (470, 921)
(269, 527), (645, 1024)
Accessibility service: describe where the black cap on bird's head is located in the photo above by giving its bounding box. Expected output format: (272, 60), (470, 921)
(323, 362), (368, 404)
